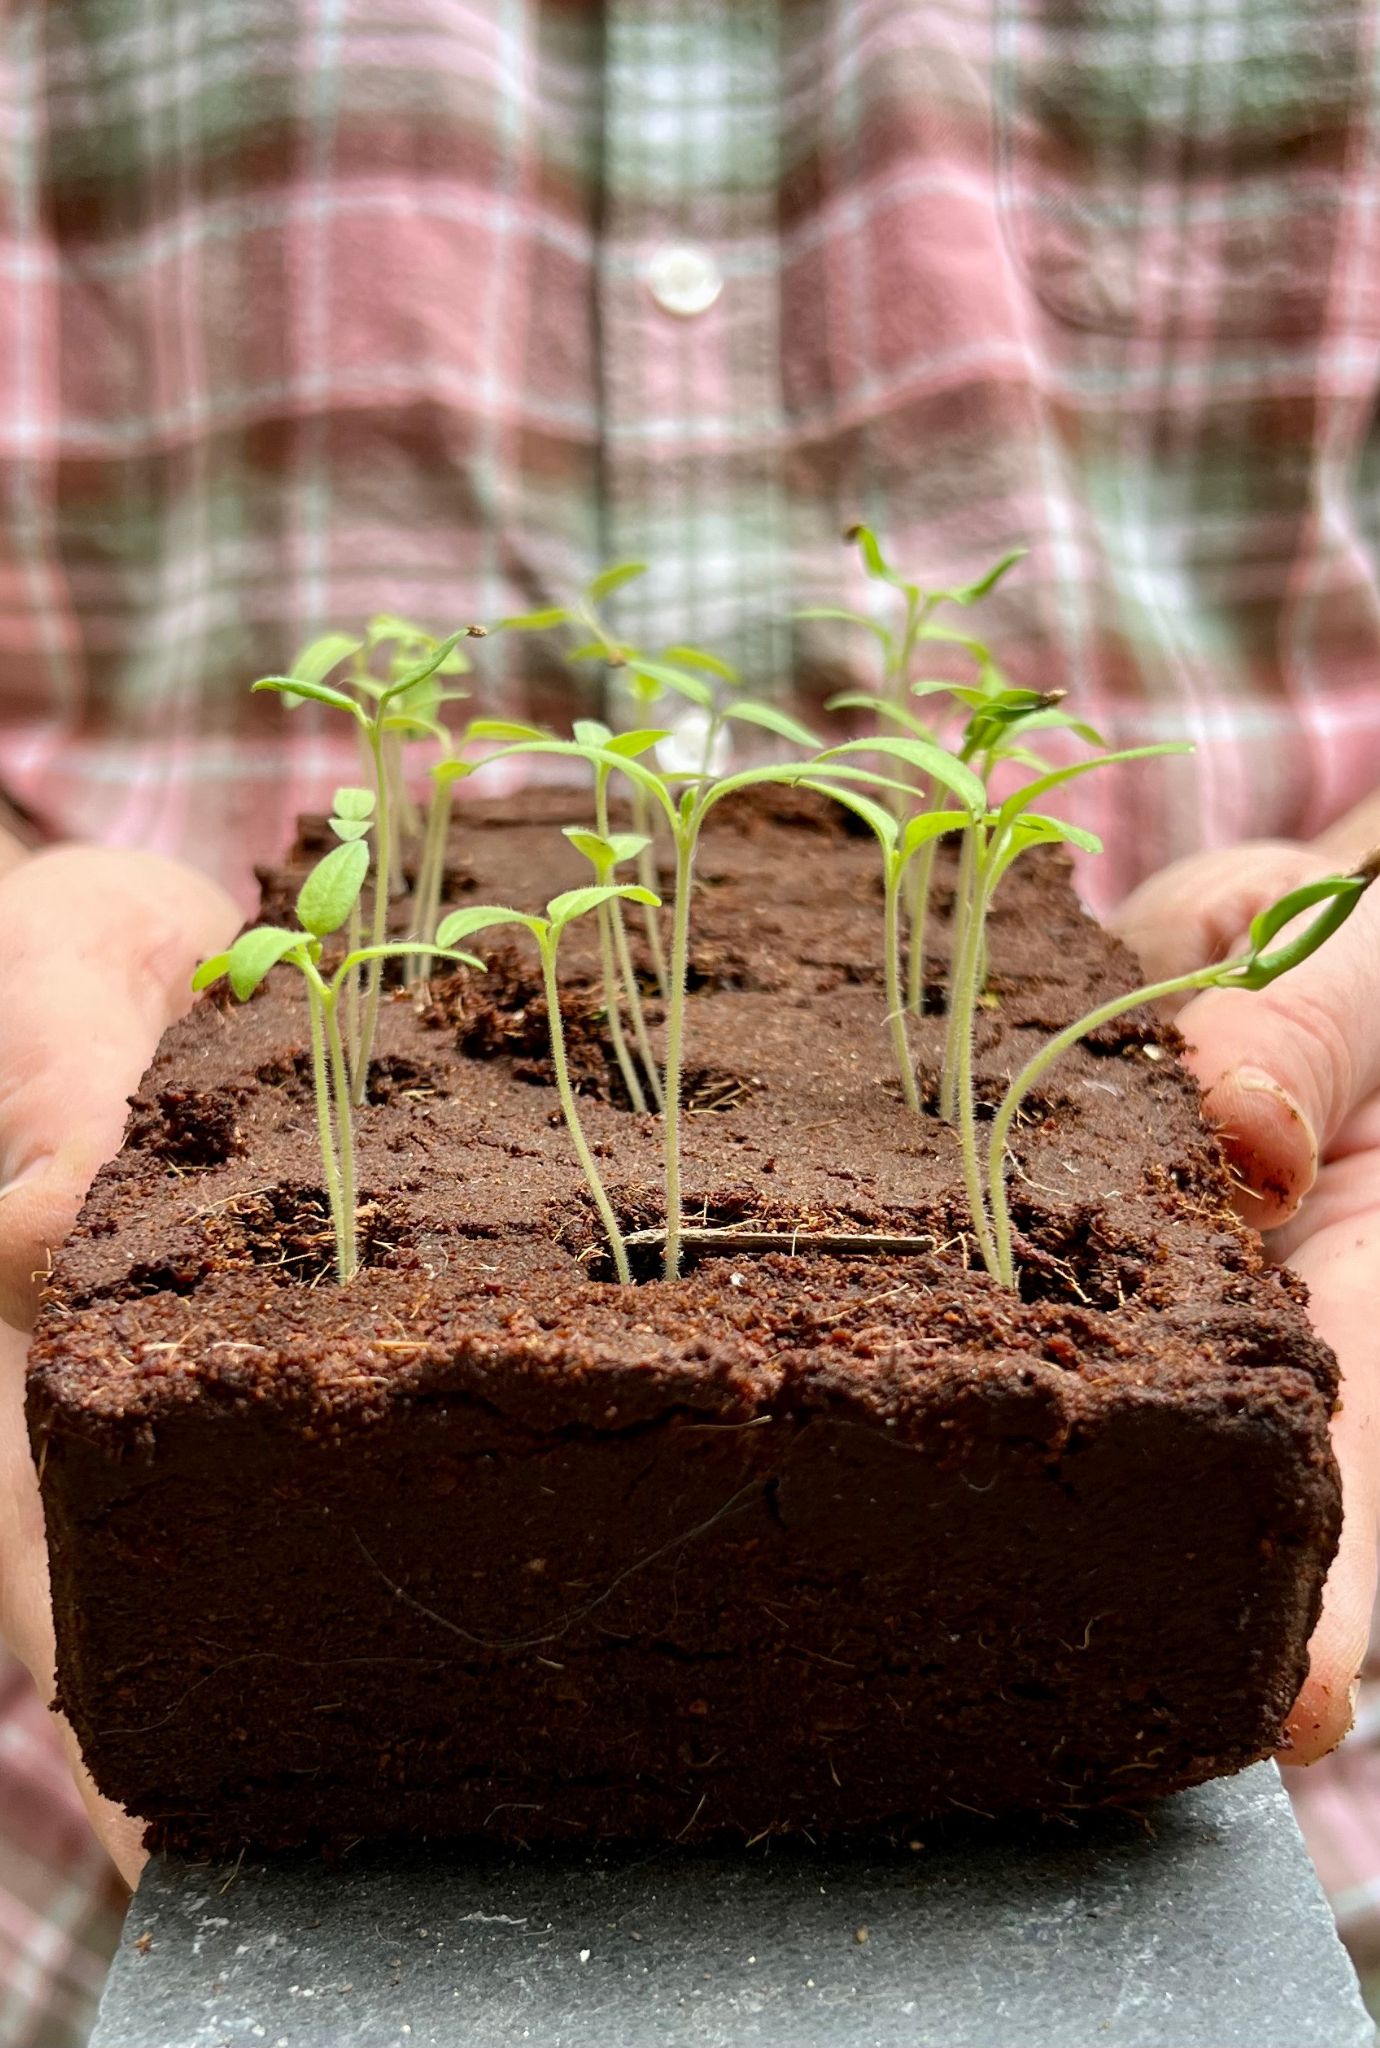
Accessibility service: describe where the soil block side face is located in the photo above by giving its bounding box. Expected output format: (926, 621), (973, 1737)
(27, 792), (1341, 1851)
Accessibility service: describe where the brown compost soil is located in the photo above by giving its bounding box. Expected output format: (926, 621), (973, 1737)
(26, 788), (1340, 1853)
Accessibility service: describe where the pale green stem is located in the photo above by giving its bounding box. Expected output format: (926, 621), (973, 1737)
(905, 836), (938, 1016)
(540, 937), (632, 1285)
(354, 729), (391, 1106)
(949, 859), (999, 1279)
(939, 827), (977, 1122)
(345, 900), (362, 1076)
(407, 780), (450, 987)
(598, 901), (647, 1112)
(988, 966), (1211, 1290)
(596, 766), (663, 1107)
(323, 989), (358, 1282)
(305, 980), (346, 1263)
(883, 860), (921, 1114)
(632, 785), (668, 997)
(612, 904), (664, 1109)
(662, 830), (696, 1281)
(383, 732), (412, 868)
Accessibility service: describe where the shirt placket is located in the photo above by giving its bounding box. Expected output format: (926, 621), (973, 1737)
(599, 0), (788, 707)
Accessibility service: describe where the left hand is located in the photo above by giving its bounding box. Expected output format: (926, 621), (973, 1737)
(1114, 833), (1380, 1764)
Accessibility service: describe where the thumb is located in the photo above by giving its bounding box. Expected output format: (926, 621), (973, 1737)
(1115, 843), (1380, 1231)
(0, 848), (240, 1325)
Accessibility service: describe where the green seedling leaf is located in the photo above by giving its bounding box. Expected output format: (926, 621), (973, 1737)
(723, 700), (821, 748)
(562, 827), (650, 870)
(297, 839), (370, 939)
(910, 680), (988, 706)
(380, 713), (449, 744)
(574, 718), (612, 748)
(801, 780), (897, 852)
(997, 743), (1193, 832)
(227, 926), (305, 1001)
(820, 736), (985, 814)
(1014, 707), (1106, 746)
(547, 883), (660, 930)
(624, 659), (715, 710)
(466, 718), (551, 743)
(496, 607), (572, 633)
(797, 606), (895, 652)
(846, 523), (904, 590)
(436, 904), (544, 947)
(604, 831), (651, 865)
(587, 561), (648, 603)
(191, 951), (232, 993)
(662, 645), (740, 683)
(1015, 811), (1105, 851)
(563, 827), (614, 866)
(900, 809), (972, 858)
(333, 942), (484, 987)
(329, 783), (375, 842)
(566, 641), (610, 663)
(253, 675), (364, 721)
(471, 737), (678, 830)
(916, 623), (992, 663)
(1231, 864), (1376, 988)
(380, 632), (468, 708)
(826, 692), (938, 742)
(940, 547), (1027, 607)
(602, 727), (670, 758)
(288, 632), (363, 693)
(366, 612), (426, 649)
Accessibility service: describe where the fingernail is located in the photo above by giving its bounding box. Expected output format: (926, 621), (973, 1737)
(1215, 1068), (1318, 1215)
(0, 1152), (52, 1205)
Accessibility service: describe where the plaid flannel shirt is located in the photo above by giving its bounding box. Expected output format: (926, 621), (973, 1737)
(5, 1), (1380, 2039)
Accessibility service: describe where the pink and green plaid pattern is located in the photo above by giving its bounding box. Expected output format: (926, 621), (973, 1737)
(5, 1), (1380, 2038)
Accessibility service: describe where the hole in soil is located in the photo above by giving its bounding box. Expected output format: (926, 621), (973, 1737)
(419, 950), (668, 1112)
(126, 1087), (244, 1169)
(202, 1186), (410, 1284)
(254, 1048), (449, 1109)
(913, 1074), (1064, 1122)
(365, 1054), (450, 1106)
(999, 1209), (1150, 1311)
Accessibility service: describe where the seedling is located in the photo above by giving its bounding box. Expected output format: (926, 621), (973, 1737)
(406, 717), (550, 985)
(801, 778), (980, 1114)
(192, 843), (478, 1283)
(562, 823), (662, 1113)
(328, 786), (375, 1071)
(500, 565), (819, 987)
(253, 626), (469, 1103)
(985, 862), (1379, 1289)
(470, 733), (858, 1279)
(435, 886), (661, 1285)
(813, 529), (1028, 1011)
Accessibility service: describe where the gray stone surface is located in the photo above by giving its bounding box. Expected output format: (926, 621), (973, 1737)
(91, 1765), (1373, 2048)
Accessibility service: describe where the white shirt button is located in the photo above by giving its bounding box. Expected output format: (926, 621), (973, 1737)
(646, 243), (724, 318)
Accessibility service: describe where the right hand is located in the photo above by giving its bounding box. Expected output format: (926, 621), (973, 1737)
(0, 846), (240, 1883)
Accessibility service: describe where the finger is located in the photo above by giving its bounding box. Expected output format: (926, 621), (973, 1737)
(0, 1319), (146, 1886)
(1111, 841), (1326, 992)
(1272, 1213), (1380, 1765)
(1164, 870), (1380, 1230)
(0, 848), (239, 1326)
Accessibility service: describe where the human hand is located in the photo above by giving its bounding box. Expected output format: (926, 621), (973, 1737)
(0, 847), (239, 1883)
(1114, 836), (1380, 1765)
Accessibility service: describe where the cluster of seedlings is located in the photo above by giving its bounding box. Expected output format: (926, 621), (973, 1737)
(196, 536), (1375, 1287)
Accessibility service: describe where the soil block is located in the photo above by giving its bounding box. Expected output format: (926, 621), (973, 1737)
(26, 790), (1340, 1854)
